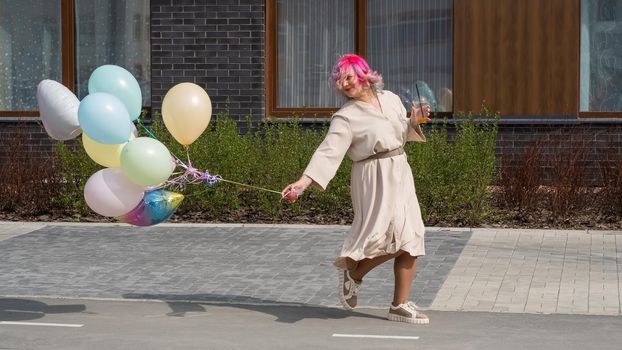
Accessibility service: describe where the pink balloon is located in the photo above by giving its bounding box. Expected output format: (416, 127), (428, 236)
(84, 168), (145, 217)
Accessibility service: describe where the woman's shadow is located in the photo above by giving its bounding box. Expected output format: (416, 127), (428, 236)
(122, 292), (386, 324)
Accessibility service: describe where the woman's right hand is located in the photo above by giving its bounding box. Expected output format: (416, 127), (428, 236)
(281, 175), (313, 202)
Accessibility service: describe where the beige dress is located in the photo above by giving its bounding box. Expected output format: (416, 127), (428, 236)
(303, 90), (427, 268)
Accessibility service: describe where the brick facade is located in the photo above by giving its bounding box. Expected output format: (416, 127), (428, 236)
(150, 0), (264, 123)
(443, 120), (622, 186)
(0, 121), (58, 161)
(496, 121), (622, 186)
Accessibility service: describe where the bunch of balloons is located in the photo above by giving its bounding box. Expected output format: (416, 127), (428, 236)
(36, 65), (213, 226)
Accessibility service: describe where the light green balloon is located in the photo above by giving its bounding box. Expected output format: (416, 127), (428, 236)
(88, 65), (143, 121)
(121, 137), (175, 187)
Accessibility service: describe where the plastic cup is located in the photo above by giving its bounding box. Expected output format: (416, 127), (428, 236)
(412, 96), (431, 124)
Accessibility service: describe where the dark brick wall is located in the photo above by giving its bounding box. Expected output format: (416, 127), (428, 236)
(495, 121), (622, 186)
(0, 121), (59, 161)
(437, 120), (622, 186)
(150, 0), (264, 123)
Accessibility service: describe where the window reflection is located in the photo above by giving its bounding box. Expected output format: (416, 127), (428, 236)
(366, 0), (453, 112)
(277, 0), (355, 108)
(0, 1), (61, 111)
(581, 0), (622, 112)
(75, 0), (150, 106)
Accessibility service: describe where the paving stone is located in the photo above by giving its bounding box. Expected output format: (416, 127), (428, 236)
(431, 229), (622, 316)
(3, 224), (621, 316)
(0, 225), (470, 309)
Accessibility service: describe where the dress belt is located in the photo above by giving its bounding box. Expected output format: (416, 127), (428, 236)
(359, 147), (404, 162)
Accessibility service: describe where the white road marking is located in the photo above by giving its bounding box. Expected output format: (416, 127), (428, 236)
(0, 321), (83, 328)
(332, 333), (419, 340)
(4, 310), (44, 314)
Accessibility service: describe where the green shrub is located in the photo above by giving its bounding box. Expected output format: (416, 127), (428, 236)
(53, 110), (498, 226)
(408, 108), (499, 225)
(55, 140), (100, 216)
(140, 113), (334, 217)
(0, 122), (70, 215)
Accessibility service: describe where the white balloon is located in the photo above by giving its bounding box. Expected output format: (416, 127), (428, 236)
(36, 80), (82, 140)
(84, 168), (144, 217)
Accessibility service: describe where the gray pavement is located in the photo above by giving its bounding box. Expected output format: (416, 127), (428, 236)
(3, 297), (622, 350)
(0, 222), (621, 316)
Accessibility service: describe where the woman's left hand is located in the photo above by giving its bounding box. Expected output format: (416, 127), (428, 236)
(410, 104), (431, 125)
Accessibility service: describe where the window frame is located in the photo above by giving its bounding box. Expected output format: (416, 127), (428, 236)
(0, 0), (74, 117)
(265, 0), (453, 119)
(265, 0), (365, 118)
(1, 0), (151, 118)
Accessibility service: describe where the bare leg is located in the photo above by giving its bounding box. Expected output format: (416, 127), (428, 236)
(393, 253), (417, 305)
(349, 251), (403, 281)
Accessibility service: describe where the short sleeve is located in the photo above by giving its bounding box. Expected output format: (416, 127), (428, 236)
(303, 116), (352, 191)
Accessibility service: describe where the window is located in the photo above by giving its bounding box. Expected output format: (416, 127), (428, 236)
(75, 0), (151, 104)
(0, 0), (150, 116)
(276, 0), (355, 108)
(580, 0), (622, 114)
(266, 0), (453, 118)
(0, 1), (62, 113)
(366, 0), (452, 112)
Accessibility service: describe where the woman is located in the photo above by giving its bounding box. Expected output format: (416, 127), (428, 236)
(281, 54), (431, 325)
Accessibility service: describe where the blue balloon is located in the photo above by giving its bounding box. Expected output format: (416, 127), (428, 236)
(78, 92), (132, 144)
(88, 65), (143, 121)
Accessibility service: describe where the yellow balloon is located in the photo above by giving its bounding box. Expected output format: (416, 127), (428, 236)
(162, 82), (212, 146)
(83, 132), (134, 168)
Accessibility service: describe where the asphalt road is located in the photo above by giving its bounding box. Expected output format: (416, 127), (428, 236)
(2, 297), (621, 350)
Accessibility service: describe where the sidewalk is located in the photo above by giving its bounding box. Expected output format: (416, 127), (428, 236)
(0, 221), (620, 316)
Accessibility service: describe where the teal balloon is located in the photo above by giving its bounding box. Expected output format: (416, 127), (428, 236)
(413, 81), (438, 111)
(120, 137), (175, 187)
(78, 92), (131, 144)
(88, 65), (142, 121)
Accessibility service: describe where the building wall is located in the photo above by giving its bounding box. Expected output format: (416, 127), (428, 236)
(150, 0), (265, 123)
(454, 0), (579, 116)
(495, 120), (622, 185)
(0, 121), (59, 161)
(2, 0), (622, 187)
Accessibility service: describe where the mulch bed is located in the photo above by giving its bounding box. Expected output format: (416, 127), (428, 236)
(1, 203), (620, 230)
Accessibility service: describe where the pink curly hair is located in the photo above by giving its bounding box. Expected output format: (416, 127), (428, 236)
(330, 54), (383, 93)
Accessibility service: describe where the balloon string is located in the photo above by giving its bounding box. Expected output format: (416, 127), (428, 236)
(184, 184), (283, 199)
(217, 178), (282, 195)
(183, 180), (282, 198)
(137, 120), (159, 140)
(136, 120), (281, 196)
